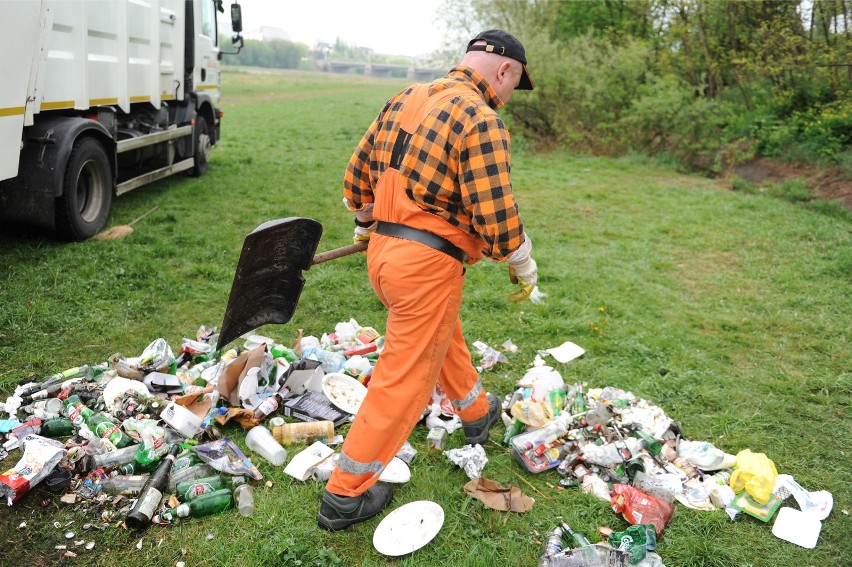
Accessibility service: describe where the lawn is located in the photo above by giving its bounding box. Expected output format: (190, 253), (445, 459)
(0, 67), (849, 566)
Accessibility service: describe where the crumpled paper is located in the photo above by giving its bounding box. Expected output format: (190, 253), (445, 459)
(444, 444), (487, 479)
(462, 477), (535, 513)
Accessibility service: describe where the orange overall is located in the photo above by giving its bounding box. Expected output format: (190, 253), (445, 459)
(326, 86), (492, 497)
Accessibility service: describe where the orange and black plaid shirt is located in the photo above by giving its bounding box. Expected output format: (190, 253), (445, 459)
(344, 65), (525, 261)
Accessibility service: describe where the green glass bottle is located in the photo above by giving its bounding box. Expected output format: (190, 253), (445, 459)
(119, 460), (158, 475)
(171, 450), (202, 473)
(570, 388), (587, 416)
(560, 522), (591, 547)
(175, 475), (246, 502)
(633, 429), (662, 456)
(125, 445), (180, 530)
(173, 487), (233, 518)
(63, 394), (92, 426)
(86, 412), (132, 448)
(39, 417), (75, 438)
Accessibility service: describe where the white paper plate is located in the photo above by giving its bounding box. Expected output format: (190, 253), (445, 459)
(373, 500), (444, 556)
(321, 372), (367, 415)
(378, 457), (411, 484)
(772, 506), (822, 548)
(545, 341), (585, 363)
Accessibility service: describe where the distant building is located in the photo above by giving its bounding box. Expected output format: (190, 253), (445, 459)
(244, 26), (290, 42)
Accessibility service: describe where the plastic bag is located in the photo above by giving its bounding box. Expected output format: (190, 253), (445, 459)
(610, 484), (675, 537)
(194, 438), (262, 480)
(609, 524), (657, 565)
(729, 449), (777, 505)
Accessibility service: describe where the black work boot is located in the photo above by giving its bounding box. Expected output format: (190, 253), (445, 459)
(317, 482), (393, 531)
(461, 393), (502, 445)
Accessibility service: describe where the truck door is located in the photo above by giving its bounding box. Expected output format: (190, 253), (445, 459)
(195, 0), (220, 103)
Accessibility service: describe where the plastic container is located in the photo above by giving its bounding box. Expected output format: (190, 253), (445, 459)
(234, 483), (254, 516)
(245, 426), (288, 465)
(510, 414), (574, 473)
(271, 421), (334, 446)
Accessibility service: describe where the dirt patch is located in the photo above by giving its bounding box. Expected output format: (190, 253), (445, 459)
(732, 158), (852, 210)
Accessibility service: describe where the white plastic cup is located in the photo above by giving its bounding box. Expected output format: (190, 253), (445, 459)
(245, 426), (288, 466)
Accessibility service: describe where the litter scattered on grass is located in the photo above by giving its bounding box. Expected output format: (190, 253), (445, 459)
(0, 323), (836, 563)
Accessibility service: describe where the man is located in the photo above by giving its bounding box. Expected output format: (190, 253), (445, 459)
(318, 29), (539, 531)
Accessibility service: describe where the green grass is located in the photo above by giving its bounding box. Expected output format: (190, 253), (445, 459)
(1, 67), (850, 566)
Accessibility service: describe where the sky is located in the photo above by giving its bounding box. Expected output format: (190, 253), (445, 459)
(232, 0), (450, 58)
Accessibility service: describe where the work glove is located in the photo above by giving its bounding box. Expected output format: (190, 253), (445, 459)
(507, 256), (538, 303)
(353, 218), (376, 255)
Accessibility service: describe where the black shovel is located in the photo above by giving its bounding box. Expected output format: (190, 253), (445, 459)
(216, 217), (368, 349)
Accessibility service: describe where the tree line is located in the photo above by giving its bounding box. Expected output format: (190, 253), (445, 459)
(437, 0), (850, 171)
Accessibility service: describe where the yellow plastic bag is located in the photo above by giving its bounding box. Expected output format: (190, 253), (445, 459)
(729, 449), (778, 505)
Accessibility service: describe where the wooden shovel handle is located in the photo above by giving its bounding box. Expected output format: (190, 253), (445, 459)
(310, 241), (368, 265)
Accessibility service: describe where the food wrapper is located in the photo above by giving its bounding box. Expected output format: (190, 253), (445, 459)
(194, 438), (262, 481)
(0, 434), (66, 505)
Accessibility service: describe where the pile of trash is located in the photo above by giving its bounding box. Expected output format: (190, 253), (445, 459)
(0, 326), (836, 564)
(479, 343), (834, 566)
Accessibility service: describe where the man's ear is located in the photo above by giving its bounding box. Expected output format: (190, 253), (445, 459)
(498, 61), (514, 84)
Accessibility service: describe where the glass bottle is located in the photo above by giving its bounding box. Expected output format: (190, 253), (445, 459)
(125, 445), (180, 530)
(175, 475), (245, 502)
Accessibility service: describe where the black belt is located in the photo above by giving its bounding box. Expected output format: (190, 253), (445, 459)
(375, 221), (469, 263)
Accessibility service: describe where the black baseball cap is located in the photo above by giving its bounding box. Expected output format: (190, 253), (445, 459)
(466, 29), (534, 90)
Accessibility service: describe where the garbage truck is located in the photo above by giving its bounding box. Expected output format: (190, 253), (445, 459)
(0, 0), (244, 240)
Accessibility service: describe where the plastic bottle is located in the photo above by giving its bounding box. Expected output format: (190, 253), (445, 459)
(125, 445), (180, 530)
(175, 474), (246, 502)
(99, 474), (148, 495)
(234, 483), (254, 517)
(272, 421), (335, 446)
(39, 417), (75, 438)
(301, 347), (345, 374)
(173, 487), (233, 518)
(92, 444), (141, 469)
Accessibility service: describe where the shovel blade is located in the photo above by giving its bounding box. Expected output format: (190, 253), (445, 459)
(218, 217), (323, 349)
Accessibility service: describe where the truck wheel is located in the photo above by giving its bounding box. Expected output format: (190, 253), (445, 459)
(192, 115), (210, 177)
(55, 137), (113, 241)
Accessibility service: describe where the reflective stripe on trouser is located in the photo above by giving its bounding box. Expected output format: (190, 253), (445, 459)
(325, 233), (490, 497)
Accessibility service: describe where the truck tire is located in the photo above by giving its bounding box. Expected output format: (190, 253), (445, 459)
(192, 115), (210, 177)
(55, 137), (113, 241)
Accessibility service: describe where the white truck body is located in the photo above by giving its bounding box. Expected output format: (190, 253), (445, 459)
(0, 0), (242, 240)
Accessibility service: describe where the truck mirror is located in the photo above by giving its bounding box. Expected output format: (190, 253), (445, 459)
(230, 3), (242, 33)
